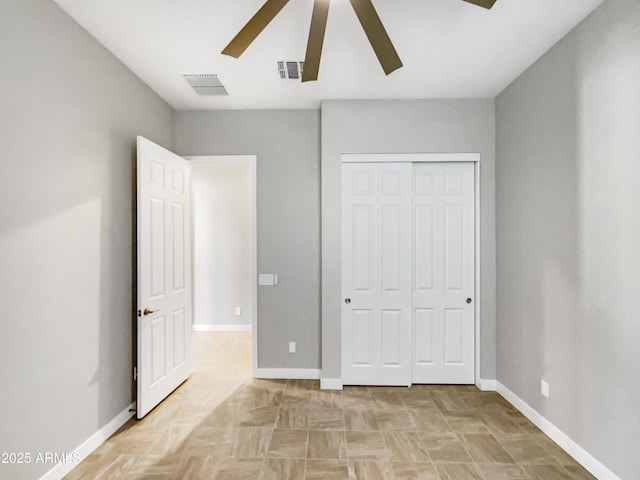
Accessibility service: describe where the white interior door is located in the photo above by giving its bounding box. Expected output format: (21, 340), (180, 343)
(137, 136), (192, 418)
(342, 160), (475, 386)
(342, 162), (413, 386)
(412, 162), (475, 384)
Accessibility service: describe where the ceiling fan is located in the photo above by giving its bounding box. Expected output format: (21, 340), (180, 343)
(222, 0), (498, 82)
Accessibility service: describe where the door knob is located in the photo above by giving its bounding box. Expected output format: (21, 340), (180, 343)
(143, 308), (158, 316)
(466, 298), (472, 304)
(345, 298), (351, 304)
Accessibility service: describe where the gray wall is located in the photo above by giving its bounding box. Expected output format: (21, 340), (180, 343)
(321, 99), (497, 381)
(175, 110), (321, 369)
(0, 1), (174, 479)
(192, 163), (252, 327)
(496, 0), (640, 477)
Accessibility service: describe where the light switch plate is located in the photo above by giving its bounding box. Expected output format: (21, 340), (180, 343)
(258, 274), (275, 286)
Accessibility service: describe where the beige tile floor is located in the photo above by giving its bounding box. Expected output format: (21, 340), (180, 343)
(65, 332), (596, 480)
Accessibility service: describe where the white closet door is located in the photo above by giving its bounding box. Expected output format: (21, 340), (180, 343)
(412, 162), (475, 384)
(342, 162), (413, 386)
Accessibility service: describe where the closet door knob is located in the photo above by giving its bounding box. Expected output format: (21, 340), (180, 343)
(345, 298), (351, 304)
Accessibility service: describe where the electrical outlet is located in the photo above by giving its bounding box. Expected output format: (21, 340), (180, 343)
(288, 342), (296, 354)
(541, 380), (550, 398)
(235, 307), (241, 316)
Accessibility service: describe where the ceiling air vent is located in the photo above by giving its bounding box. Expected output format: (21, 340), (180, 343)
(182, 74), (228, 96)
(278, 61), (304, 80)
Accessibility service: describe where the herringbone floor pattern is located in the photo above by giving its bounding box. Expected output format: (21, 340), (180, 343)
(64, 332), (595, 479)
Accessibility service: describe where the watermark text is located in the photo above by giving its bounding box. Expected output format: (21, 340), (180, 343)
(1, 452), (80, 464)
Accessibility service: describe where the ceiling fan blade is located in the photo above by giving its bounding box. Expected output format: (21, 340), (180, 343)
(461, 0), (498, 9)
(348, 0), (402, 75)
(302, 0), (330, 82)
(221, 0), (290, 58)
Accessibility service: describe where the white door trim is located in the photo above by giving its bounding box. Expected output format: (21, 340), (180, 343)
(342, 153), (480, 164)
(186, 155), (258, 378)
(341, 153), (481, 385)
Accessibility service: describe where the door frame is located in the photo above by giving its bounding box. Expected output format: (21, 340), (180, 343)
(341, 153), (482, 385)
(186, 155), (258, 377)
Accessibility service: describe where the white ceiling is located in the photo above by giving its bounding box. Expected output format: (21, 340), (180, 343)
(53, 0), (604, 110)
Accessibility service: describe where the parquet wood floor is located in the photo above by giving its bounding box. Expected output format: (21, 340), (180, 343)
(64, 332), (595, 479)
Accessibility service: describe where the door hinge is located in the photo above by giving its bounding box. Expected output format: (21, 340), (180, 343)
(133, 367), (137, 381)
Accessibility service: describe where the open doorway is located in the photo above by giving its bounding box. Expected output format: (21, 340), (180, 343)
(188, 155), (257, 375)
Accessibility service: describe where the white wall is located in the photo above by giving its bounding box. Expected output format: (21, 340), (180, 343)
(0, 1), (174, 479)
(192, 163), (252, 328)
(496, 0), (640, 477)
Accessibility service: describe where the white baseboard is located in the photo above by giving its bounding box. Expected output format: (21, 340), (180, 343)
(497, 382), (620, 480)
(254, 368), (321, 380)
(476, 378), (497, 391)
(192, 324), (251, 332)
(39, 402), (135, 480)
(320, 378), (343, 390)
